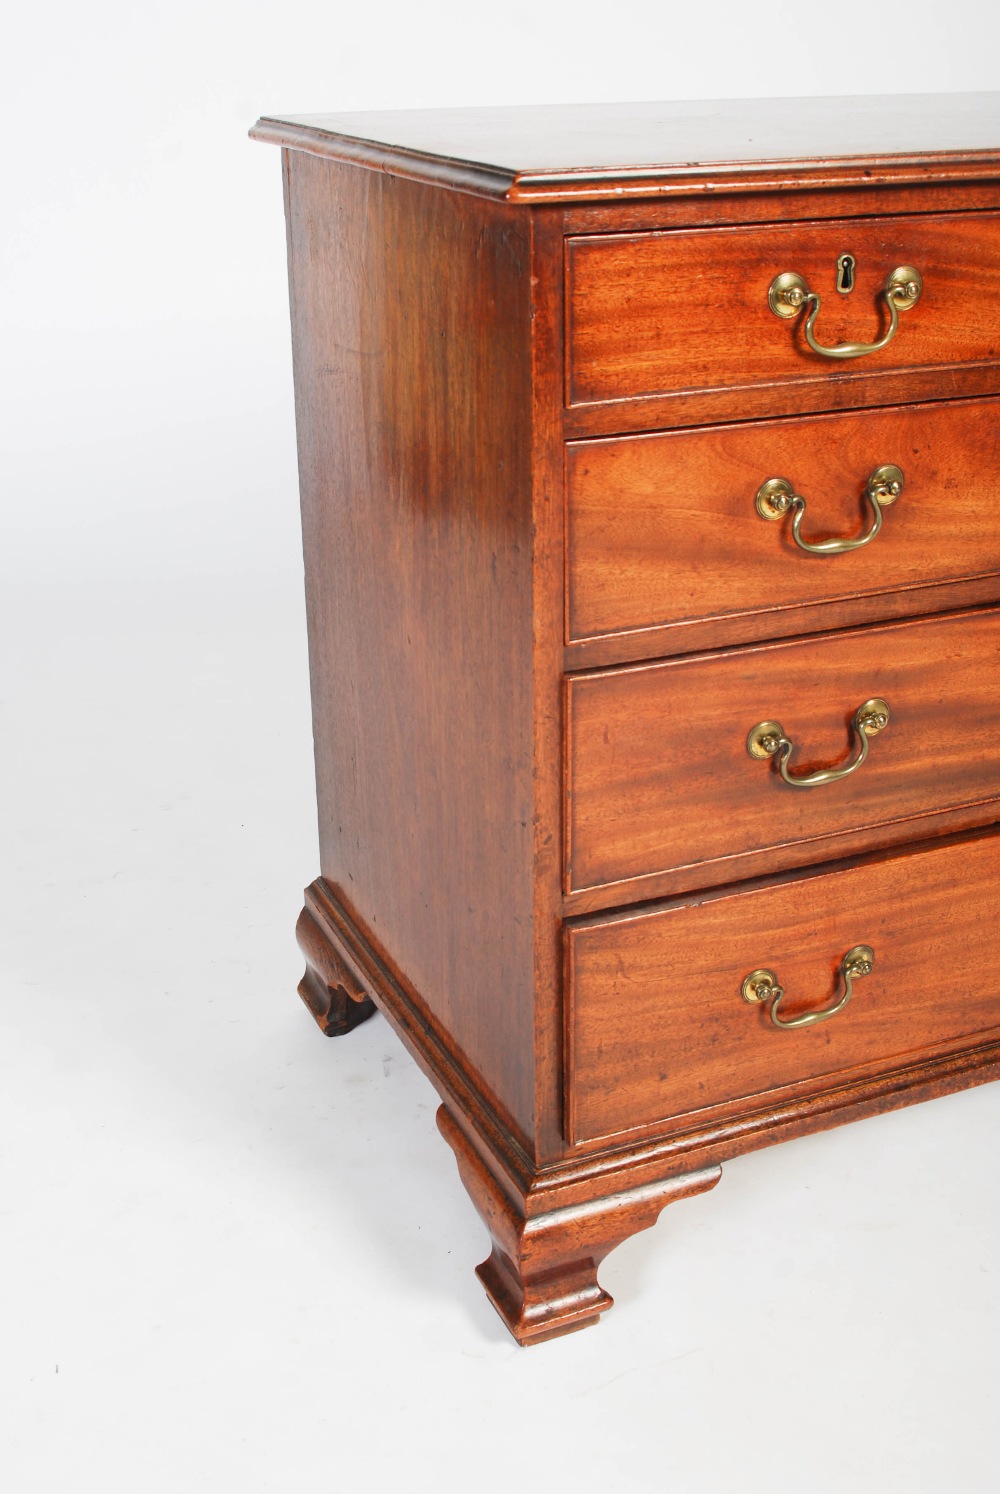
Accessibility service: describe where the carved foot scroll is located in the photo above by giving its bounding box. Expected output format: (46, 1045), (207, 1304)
(295, 897), (377, 1036)
(438, 1106), (722, 1346)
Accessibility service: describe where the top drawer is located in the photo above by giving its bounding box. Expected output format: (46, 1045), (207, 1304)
(566, 213), (1000, 427)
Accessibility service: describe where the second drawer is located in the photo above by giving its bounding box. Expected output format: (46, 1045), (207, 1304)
(567, 395), (1000, 653)
(566, 606), (1000, 899)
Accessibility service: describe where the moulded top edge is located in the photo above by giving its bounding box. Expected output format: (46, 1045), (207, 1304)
(251, 94), (1000, 203)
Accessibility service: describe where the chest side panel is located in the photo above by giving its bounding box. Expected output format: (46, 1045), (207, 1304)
(284, 152), (538, 1143)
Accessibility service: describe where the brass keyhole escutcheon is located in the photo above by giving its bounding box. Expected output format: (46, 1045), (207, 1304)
(837, 253), (856, 294)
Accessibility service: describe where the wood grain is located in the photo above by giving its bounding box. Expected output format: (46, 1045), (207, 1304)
(566, 606), (1000, 896)
(524, 207), (576, 1166)
(564, 363), (1000, 442)
(283, 150), (539, 1145)
(301, 865), (1000, 1172)
(565, 827), (1000, 1145)
(295, 840), (1000, 1340)
(437, 1103), (721, 1344)
(561, 181), (1000, 236)
(258, 101), (1000, 1345)
(566, 213), (1000, 422)
(567, 395), (1000, 649)
(296, 897), (377, 1035)
(252, 94), (1000, 203)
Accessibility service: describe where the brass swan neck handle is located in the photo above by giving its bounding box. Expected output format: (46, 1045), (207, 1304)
(747, 698), (890, 789)
(769, 265), (922, 359)
(742, 946), (875, 1029)
(756, 465), (903, 555)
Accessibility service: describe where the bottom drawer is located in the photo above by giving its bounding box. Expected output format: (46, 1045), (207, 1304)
(564, 828), (1000, 1147)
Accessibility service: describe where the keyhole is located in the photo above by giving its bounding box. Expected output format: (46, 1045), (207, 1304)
(837, 253), (856, 295)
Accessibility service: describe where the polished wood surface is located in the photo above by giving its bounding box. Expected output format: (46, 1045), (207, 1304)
(296, 896), (377, 1035)
(252, 94), (1000, 202)
(284, 150), (539, 1144)
(567, 213), (1000, 414)
(258, 95), (1000, 1345)
(566, 828), (1000, 1146)
(566, 395), (1000, 651)
(567, 606), (1000, 897)
(521, 206), (572, 1166)
(562, 179), (1000, 236)
(303, 851), (1000, 1174)
(438, 1104), (721, 1345)
(565, 354), (1000, 442)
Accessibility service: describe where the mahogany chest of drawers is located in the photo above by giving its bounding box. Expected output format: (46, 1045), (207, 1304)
(252, 94), (1000, 1345)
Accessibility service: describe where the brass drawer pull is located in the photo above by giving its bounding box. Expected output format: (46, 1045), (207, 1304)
(756, 464), (903, 554)
(742, 945), (875, 1029)
(768, 265), (922, 359)
(747, 698), (890, 788)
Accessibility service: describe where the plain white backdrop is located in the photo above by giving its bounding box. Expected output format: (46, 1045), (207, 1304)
(3, 3), (1000, 1490)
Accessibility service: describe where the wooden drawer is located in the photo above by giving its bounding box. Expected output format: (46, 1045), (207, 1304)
(566, 213), (1000, 421)
(564, 828), (1000, 1146)
(566, 607), (1000, 900)
(566, 396), (1000, 654)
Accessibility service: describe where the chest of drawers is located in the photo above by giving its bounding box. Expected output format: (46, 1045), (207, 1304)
(252, 94), (1000, 1345)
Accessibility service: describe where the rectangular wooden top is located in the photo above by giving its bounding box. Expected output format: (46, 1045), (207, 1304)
(251, 93), (1000, 203)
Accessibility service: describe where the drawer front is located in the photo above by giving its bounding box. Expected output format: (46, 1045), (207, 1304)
(566, 213), (1000, 413)
(566, 608), (1000, 897)
(565, 829), (1000, 1146)
(567, 396), (1000, 648)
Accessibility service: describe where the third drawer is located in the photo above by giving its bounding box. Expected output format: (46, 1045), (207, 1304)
(565, 605), (1000, 902)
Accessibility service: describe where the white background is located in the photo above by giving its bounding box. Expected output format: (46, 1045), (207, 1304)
(3, 3), (1000, 1490)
